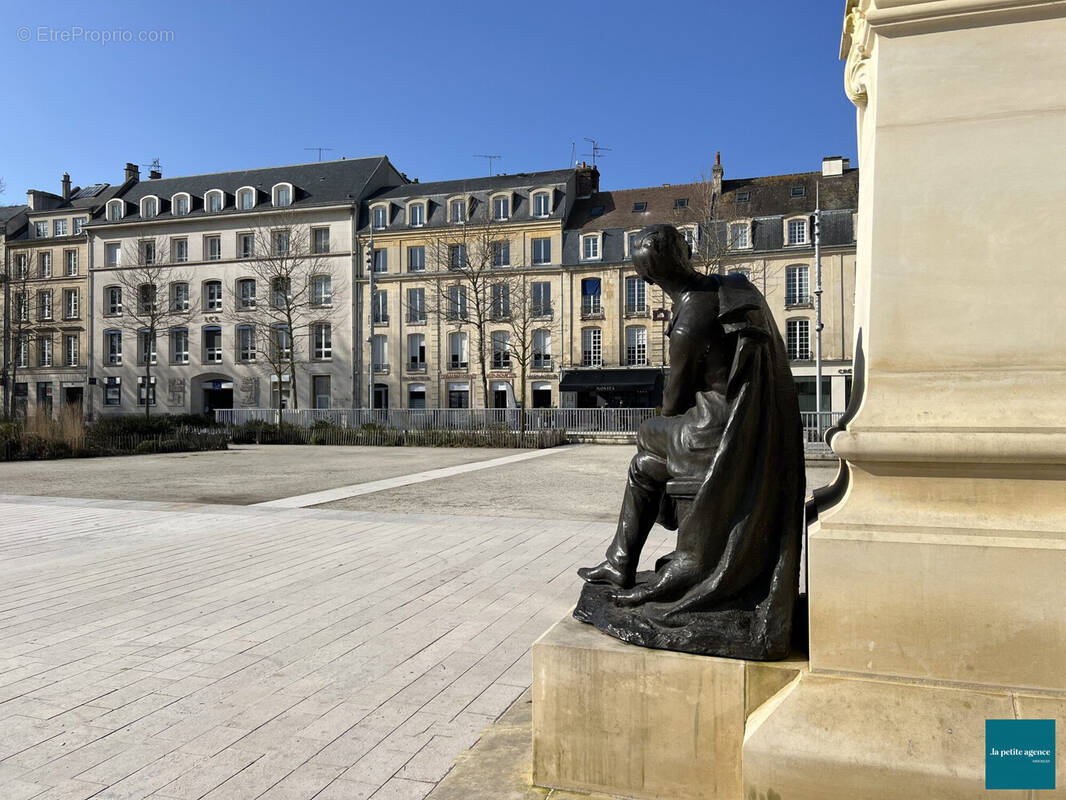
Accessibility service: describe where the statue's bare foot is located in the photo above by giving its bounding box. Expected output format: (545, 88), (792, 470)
(577, 561), (632, 588)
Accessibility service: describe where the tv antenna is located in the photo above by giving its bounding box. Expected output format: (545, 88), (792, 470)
(473, 154), (501, 175)
(582, 138), (611, 167)
(304, 146), (333, 162)
(140, 158), (163, 173)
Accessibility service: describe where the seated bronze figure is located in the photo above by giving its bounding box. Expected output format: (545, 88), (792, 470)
(575, 224), (805, 660)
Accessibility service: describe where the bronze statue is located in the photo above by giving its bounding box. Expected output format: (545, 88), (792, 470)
(575, 224), (805, 660)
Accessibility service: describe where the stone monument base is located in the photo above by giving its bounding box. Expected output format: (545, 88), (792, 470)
(532, 613), (805, 800)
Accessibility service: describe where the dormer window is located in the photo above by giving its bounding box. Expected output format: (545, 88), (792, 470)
(272, 183), (293, 207)
(141, 197), (158, 218)
(580, 233), (602, 261)
(407, 202), (425, 227)
(172, 193), (190, 215)
(532, 191), (551, 218)
(491, 194), (510, 221)
(449, 198), (466, 224)
(372, 205), (388, 230)
(205, 190), (224, 213)
(106, 200), (124, 221)
(786, 216), (809, 246)
(632, 201), (647, 212)
(790, 186), (806, 198)
(736, 190), (752, 203)
(729, 221), (751, 249)
(674, 198), (688, 209)
(237, 187), (256, 211)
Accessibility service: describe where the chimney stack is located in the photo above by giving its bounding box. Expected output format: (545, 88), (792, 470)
(712, 151), (724, 199)
(149, 169), (162, 179)
(61, 172), (71, 201)
(574, 161), (600, 198)
(821, 155), (850, 177)
(124, 162), (140, 182)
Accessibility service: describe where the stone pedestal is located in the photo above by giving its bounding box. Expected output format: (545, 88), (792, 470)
(744, 1), (1066, 797)
(532, 615), (804, 800)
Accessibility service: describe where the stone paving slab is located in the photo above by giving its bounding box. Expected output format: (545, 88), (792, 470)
(0, 495), (672, 800)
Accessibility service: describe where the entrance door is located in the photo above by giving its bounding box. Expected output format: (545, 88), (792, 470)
(203, 388), (233, 413)
(63, 387), (84, 416)
(493, 389), (508, 409)
(373, 383), (389, 409)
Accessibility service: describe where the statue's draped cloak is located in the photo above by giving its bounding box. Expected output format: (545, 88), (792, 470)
(575, 274), (806, 660)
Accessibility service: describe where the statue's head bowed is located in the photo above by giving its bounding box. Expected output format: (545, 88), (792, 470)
(633, 224), (695, 286)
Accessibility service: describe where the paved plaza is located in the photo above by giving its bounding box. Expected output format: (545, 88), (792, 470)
(0, 445), (836, 799)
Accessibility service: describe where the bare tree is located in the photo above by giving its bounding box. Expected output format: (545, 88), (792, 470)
(497, 272), (560, 430)
(113, 237), (196, 418)
(228, 213), (343, 411)
(4, 248), (36, 420)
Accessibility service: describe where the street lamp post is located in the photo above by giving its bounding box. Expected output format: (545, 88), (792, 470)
(814, 184), (824, 439)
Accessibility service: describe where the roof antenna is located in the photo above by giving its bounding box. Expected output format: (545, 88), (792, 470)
(473, 154), (501, 175)
(304, 147), (333, 162)
(582, 138), (611, 167)
(140, 158), (163, 173)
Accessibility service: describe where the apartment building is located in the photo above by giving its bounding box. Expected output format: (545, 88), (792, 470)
(85, 157), (405, 416)
(3, 176), (123, 418)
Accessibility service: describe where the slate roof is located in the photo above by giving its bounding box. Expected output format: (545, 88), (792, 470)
(360, 169), (574, 231)
(88, 156), (396, 227)
(0, 204), (27, 227)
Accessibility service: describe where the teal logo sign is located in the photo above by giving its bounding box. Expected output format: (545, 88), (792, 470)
(986, 719), (1055, 790)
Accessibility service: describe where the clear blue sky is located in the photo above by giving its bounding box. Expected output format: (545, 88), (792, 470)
(0, 0), (856, 202)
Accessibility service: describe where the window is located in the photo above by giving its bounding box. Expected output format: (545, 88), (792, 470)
(138, 284), (157, 314)
(271, 326), (291, 360)
(681, 226), (699, 254)
(632, 201), (647, 212)
(63, 289), (79, 319)
(105, 330), (122, 365)
(408, 333), (426, 370)
(138, 376), (156, 407)
(408, 203), (425, 227)
(39, 252), (52, 278)
(64, 334), (78, 367)
(625, 276), (646, 314)
(786, 266), (810, 305)
(272, 278), (290, 308)
(448, 332), (468, 369)
(581, 234), (601, 261)
(406, 287), (426, 323)
(173, 194), (190, 215)
(373, 248), (387, 272)
(54, 219), (68, 236)
(625, 326), (648, 366)
(38, 290), (53, 320)
(38, 335), (53, 367)
(238, 278), (257, 309)
(273, 183), (292, 207)
(533, 329), (551, 369)
(736, 190), (751, 203)
(787, 218), (808, 246)
(238, 233), (254, 259)
(64, 250), (78, 276)
(15, 292), (28, 322)
(730, 268), (751, 280)
(532, 237), (551, 265)
(625, 230), (639, 259)
(203, 326), (223, 363)
(449, 198), (466, 223)
(674, 198), (688, 209)
(492, 195), (510, 220)
(447, 285), (467, 320)
(729, 222), (750, 249)
(205, 235), (221, 260)
(206, 190), (223, 213)
(581, 328), (602, 367)
(106, 286), (122, 315)
(791, 185), (806, 198)
(533, 192), (551, 218)
(491, 331), (511, 369)
(371, 334), (388, 372)
(204, 281), (222, 311)
(140, 240), (156, 266)
(35, 221), (48, 238)
(373, 289), (389, 324)
(448, 244), (466, 270)
(786, 319), (810, 360)
(105, 243), (120, 267)
(313, 375), (332, 410)
(313, 323), (332, 359)
(237, 325), (256, 361)
(171, 328), (189, 364)
(172, 282), (189, 312)
(141, 197), (158, 218)
(104, 377), (121, 406)
(490, 283), (510, 320)
(173, 238), (188, 263)
(532, 281), (551, 317)
(581, 278), (602, 316)
(408, 383), (426, 409)
(73, 217), (87, 235)
(16, 337), (29, 368)
(138, 330), (156, 365)
(372, 205), (388, 230)
(448, 382), (469, 408)
(311, 275), (332, 306)
(107, 200), (123, 221)
(238, 187), (255, 210)
(273, 230), (290, 256)
(312, 227), (330, 254)
(492, 240), (510, 267)
(407, 245), (425, 272)
(15, 254), (28, 279)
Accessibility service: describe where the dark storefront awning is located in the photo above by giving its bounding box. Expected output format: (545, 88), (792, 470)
(560, 369), (664, 392)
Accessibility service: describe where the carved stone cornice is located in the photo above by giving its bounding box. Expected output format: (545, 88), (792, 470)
(841, 1), (874, 107)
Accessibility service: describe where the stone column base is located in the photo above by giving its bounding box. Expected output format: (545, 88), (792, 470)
(744, 671), (1066, 800)
(532, 613), (806, 800)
